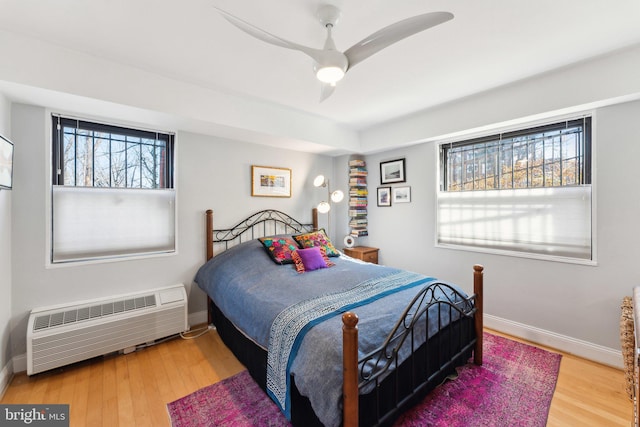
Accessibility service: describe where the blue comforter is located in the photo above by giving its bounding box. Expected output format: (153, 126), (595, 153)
(195, 239), (468, 427)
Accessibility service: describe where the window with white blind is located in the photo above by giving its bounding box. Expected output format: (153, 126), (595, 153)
(437, 117), (593, 262)
(51, 115), (176, 263)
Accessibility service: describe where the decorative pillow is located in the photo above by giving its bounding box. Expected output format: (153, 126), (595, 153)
(292, 246), (335, 273)
(292, 229), (339, 257)
(258, 236), (300, 264)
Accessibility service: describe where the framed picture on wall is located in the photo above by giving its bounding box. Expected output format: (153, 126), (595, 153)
(251, 165), (292, 197)
(377, 187), (391, 207)
(380, 158), (405, 184)
(392, 186), (411, 203)
(0, 134), (14, 190)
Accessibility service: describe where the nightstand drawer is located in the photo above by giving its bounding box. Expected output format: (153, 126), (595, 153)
(343, 246), (379, 264)
(362, 251), (378, 264)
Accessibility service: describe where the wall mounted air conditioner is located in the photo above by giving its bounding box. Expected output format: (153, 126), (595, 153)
(26, 284), (188, 375)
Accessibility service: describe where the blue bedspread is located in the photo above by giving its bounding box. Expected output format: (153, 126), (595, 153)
(195, 239), (468, 427)
(267, 270), (433, 419)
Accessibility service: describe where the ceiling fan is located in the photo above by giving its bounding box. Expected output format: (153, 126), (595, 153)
(213, 4), (454, 101)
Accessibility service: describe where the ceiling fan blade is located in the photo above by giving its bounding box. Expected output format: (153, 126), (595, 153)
(319, 82), (336, 102)
(214, 7), (324, 62)
(344, 11), (454, 69)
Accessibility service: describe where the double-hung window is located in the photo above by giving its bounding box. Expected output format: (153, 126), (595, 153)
(437, 117), (593, 262)
(51, 115), (176, 263)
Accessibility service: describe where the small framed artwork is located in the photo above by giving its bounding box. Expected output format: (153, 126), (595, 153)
(0, 134), (14, 190)
(392, 186), (411, 204)
(251, 165), (292, 197)
(380, 158), (406, 184)
(377, 187), (391, 207)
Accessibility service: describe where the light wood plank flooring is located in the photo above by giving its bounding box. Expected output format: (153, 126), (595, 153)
(1, 328), (632, 426)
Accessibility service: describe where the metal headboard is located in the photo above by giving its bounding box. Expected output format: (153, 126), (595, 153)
(206, 209), (318, 259)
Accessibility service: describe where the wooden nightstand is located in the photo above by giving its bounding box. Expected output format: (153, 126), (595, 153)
(343, 246), (379, 264)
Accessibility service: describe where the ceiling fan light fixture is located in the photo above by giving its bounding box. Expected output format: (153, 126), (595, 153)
(215, 6), (454, 100)
(316, 66), (345, 84)
(314, 49), (348, 85)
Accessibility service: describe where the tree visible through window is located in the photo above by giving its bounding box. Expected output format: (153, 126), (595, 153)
(437, 117), (593, 262)
(51, 115), (176, 263)
(53, 117), (173, 189)
(442, 118), (590, 192)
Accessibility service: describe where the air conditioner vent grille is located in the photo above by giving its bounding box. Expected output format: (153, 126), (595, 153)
(33, 294), (157, 331)
(50, 312), (64, 328)
(27, 284), (187, 375)
(34, 316), (51, 330)
(63, 310), (77, 324)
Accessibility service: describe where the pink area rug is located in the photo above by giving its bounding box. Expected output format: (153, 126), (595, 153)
(167, 333), (561, 427)
(394, 333), (561, 426)
(167, 369), (288, 427)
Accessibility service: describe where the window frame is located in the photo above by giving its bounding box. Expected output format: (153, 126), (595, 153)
(435, 114), (596, 265)
(50, 115), (177, 265)
(440, 117), (591, 192)
(52, 116), (175, 189)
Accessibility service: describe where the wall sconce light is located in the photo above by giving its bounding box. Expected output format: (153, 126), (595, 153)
(314, 175), (344, 213)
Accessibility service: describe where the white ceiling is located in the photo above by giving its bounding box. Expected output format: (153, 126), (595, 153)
(0, 0), (639, 154)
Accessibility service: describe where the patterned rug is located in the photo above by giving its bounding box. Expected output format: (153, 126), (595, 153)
(166, 333), (561, 427)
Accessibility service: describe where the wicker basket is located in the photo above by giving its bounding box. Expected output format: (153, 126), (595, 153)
(621, 295), (634, 400)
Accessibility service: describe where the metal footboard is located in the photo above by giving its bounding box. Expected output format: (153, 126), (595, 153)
(342, 265), (483, 427)
(356, 282), (477, 426)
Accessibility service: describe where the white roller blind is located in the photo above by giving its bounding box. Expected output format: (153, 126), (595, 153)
(52, 186), (176, 263)
(437, 186), (592, 260)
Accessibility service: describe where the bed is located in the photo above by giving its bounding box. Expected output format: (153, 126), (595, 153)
(195, 208), (483, 427)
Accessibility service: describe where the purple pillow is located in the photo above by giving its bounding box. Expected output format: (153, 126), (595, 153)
(292, 246), (337, 273)
(296, 247), (327, 271)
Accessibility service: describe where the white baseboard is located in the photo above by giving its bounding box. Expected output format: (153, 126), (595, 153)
(0, 359), (14, 398)
(8, 312), (621, 379)
(485, 314), (623, 369)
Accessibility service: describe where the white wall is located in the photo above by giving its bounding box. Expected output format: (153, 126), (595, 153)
(0, 93), (12, 392)
(357, 99), (640, 366)
(9, 104), (333, 364)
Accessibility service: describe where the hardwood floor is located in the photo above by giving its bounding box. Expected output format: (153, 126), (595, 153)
(1, 327), (632, 426)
